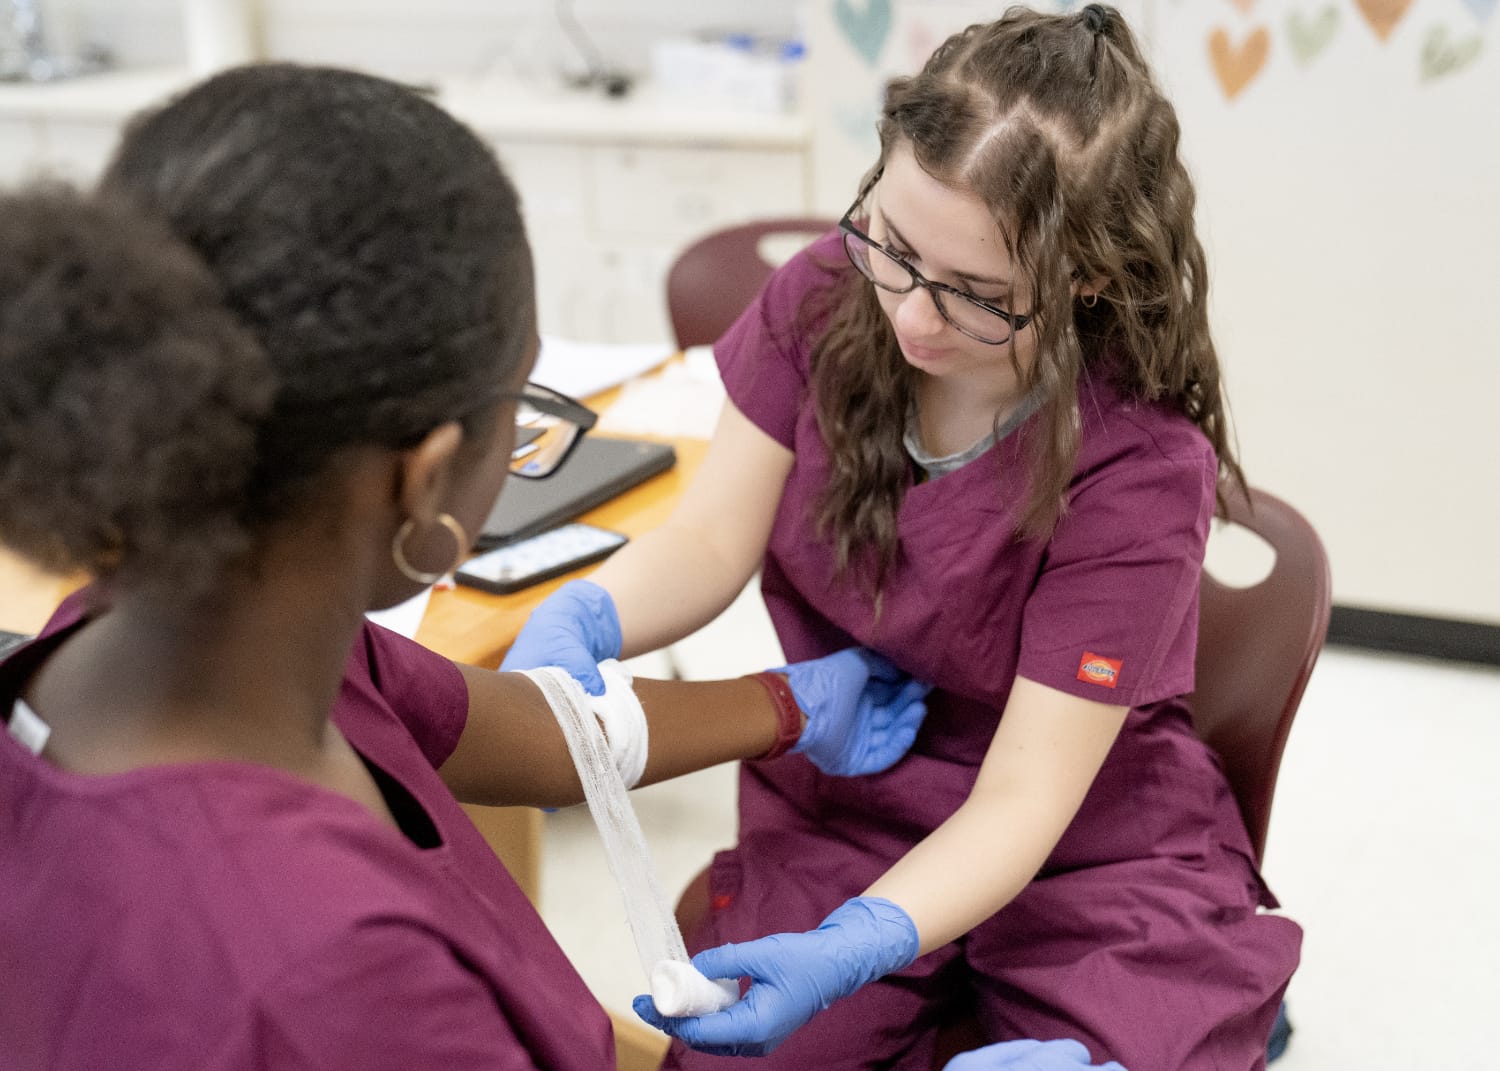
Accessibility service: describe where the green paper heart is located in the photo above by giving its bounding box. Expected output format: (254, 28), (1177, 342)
(834, 0), (892, 68)
(1420, 25), (1483, 81)
(1288, 6), (1340, 66)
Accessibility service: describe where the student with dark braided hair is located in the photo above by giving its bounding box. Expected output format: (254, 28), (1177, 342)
(508, 6), (1300, 1069)
(0, 63), (960, 1070)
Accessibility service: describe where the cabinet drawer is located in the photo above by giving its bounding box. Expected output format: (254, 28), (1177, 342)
(41, 120), (122, 184)
(590, 145), (806, 241)
(492, 140), (589, 225)
(0, 117), (45, 185)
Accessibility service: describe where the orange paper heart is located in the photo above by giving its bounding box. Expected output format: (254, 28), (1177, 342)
(1354, 0), (1413, 41)
(1229, 0), (1257, 13)
(1209, 26), (1270, 100)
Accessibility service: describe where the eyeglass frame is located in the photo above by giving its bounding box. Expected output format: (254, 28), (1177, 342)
(440, 380), (597, 479)
(497, 382), (597, 480)
(838, 167), (1033, 346)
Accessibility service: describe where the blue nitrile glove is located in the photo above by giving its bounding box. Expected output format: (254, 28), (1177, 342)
(783, 648), (931, 775)
(499, 579), (621, 696)
(943, 1039), (1128, 1071)
(632, 895), (919, 1056)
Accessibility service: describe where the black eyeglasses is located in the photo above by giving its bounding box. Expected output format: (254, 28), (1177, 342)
(501, 382), (597, 479)
(839, 169), (1032, 346)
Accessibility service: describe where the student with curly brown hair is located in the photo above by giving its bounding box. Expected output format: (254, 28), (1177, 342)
(0, 63), (945, 1070)
(504, 6), (1301, 1069)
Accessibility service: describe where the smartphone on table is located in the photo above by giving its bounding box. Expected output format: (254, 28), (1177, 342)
(455, 523), (628, 595)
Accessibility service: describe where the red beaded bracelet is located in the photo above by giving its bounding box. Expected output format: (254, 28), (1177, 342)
(746, 671), (804, 761)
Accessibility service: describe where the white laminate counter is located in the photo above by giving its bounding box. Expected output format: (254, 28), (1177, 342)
(0, 66), (810, 149)
(0, 68), (191, 122)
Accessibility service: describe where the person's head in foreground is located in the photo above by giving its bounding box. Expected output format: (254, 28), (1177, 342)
(0, 62), (536, 612)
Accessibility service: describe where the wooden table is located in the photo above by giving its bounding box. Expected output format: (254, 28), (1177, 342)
(417, 434), (706, 669)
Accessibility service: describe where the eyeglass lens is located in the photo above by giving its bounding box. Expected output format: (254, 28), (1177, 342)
(510, 389), (585, 478)
(843, 230), (1014, 345)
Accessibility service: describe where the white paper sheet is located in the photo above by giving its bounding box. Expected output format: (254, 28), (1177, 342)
(532, 335), (674, 402)
(596, 346), (726, 441)
(365, 585), (433, 640)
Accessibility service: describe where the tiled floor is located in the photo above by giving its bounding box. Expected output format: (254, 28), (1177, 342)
(539, 619), (1500, 1068)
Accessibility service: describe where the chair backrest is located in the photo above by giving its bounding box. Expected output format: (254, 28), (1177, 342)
(665, 218), (836, 350)
(1190, 486), (1331, 865)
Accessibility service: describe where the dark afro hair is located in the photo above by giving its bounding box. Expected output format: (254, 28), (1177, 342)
(0, 64), (533, 590)
(0, 186), (272, 591)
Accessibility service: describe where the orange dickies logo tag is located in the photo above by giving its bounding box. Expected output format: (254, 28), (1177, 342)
(1077, 652), (1123, 688)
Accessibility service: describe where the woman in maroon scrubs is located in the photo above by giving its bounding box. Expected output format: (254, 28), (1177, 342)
(507, 6), (1301, 1069)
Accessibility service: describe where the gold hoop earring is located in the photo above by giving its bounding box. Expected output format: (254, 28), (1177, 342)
(1080, 292), (1099, 308)
(392, 513), (469, 585)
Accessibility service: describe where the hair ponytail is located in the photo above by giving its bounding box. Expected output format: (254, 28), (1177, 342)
(0, 186), (274, 591)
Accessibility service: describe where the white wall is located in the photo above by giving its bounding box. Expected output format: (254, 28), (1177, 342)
(804, 0), (1500, 625)
(1147, 0), (1500, 624)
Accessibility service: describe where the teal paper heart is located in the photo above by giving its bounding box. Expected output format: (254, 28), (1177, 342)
(1420, 25), (1483, 81)
(1288, 6), (1340, 66)
(834, 0), (892, 67)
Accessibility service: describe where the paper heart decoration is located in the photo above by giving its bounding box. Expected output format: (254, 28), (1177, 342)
(1420, 25), (1483, 81)
(1288, 6), (1340, 66)
(905, 22), (939, 69)
(1229, 0), (1257, 13)
(1461, 0), (1497, 24)
(834, 0), (893, 68)
(1209, 25), (1271, 101)
(1355, 0), (1414, 41)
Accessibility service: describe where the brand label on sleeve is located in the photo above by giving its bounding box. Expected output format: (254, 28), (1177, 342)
(1076, 652), (1123, 689)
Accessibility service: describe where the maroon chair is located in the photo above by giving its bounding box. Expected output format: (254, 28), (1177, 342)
(665, 218), (835, 350)
(1190, 485), (1332, 864)
(672, 487), (1331, 1067)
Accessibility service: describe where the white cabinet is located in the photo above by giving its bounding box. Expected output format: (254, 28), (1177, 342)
(491, 138), (809, 344)
(0, 117), (45, 184)
(0, 117), (121, 184)
(590, 144), (806, 241)
(0, 69), (813, 346)
(37, 119), (120, 182)
(0, 69), (187, 186)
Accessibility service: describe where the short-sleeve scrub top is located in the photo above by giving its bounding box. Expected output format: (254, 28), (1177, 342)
(715, 230), (1279, 900)
(0, 593), (613, 1071)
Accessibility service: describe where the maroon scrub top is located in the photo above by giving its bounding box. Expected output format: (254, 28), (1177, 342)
(671, 233), (1301, 1071)
(0, 595), (614, 1071)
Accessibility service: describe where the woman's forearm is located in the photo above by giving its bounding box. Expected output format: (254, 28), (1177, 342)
(863, 677), (1130, 955)
(445, 665), (790, 808)
(587, 400), (794, 657)
(588, 526), (755, 657)
(861, 787), (1069, 955)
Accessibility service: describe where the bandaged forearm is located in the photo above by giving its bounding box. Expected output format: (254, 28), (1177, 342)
(521, 663), (738, 1018)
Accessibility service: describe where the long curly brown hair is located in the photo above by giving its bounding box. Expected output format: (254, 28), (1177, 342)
(812, 4), (1244, 585)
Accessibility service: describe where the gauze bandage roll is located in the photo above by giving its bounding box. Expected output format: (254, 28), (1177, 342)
(523, 663), (738, 1018)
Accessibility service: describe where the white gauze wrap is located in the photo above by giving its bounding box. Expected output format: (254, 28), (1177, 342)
(523, 662), (738, 1018)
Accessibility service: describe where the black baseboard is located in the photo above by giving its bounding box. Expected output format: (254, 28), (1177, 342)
(1327, 606), (1500, 667)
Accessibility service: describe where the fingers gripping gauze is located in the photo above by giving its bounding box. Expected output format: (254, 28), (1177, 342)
(522, 663), (738, 1017)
